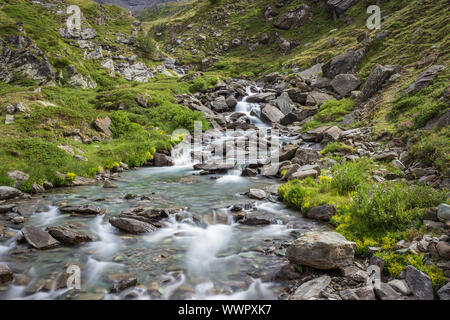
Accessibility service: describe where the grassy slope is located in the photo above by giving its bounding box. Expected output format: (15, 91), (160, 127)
(0, 0), (211, 191)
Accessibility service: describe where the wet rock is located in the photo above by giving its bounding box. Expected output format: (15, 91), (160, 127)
(103, 180), (118, 189)
(286, 231), (355, 270)
(274, 264), (303, 281)
(322, 47), (367, 79)
(437, 282), (450, 300)
(46, 226), (93, 245)
(306, 205), (337, 222)
(0, 263), (14, 284)
(21, 226), (60, 250)
(0, 203), (16, 214)
(241, 168), (257, 177)
(239, 217), (271, 226)
(340, 287), (375, 300)
(226, 95), (238, 108)
(153, 153), (175, 167)
(404, 65), (445, 95)
(194, 163), (235, 174)
(405, 265), (434, 300)
(0, 186), (24, 200)
(93, 116), (112, 137)
(247, 189), (267, 200)
(119, 207), (181, 224)
(59, 204), (105, 216)
(438, 204), (450, 222)
(110, 276), (138, 294)
(290, 275), (331, 300)
(375, 283), (404, 300)
(110, 217), (158, 234)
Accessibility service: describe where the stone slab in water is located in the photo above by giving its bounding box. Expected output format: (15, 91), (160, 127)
(21, 226), (60, 250)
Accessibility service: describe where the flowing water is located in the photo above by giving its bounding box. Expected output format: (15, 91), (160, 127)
(0, 88), (327, 300)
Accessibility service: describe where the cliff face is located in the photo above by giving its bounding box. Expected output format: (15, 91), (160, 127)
(93, 0), (178, 12)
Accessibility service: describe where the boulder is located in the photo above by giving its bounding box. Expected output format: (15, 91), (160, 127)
(388, 279), (411, 296)
(274, 6), (312, 30)
(260, 105), (285, 124)
(246, 92), (276, 103)
(276, 92), (293, 115)
(59, 204), (105, 216)
(31, 182), (45, 194)
(322, 47), (367, 79)
(153, 153), (175, 167)
(358, 64), (400, 102)
(290, 276), (331, 300)
(292, 148), (321, 165)
(437, 282), (450, 300)
(374, 283), (404, 300)
(211, 96), (230, 113)
(7, 170), (30, 188)
(241, 168), (257, 177)
(323, 126), (342, 142)
(331, 74), (361, 97)
(21, 226), (60, 250)
(327, 0), (359, 18)
(93, 116), (112, 137)
(239, 217), (271, 226)
(405, 265), (434, 300)
(306, 205), (337, 222)
(46, 226), (93, 245)
(306, 91), (334, 106)
(340, 287), (375, 300)
(286, 231), (356, 270)
(0, 186), (23, 200)
(438, 203), (450, 222)
(109, 217), (158, 234)
(0, 263), (14, 284)
(226, 95), (238, 108)
(404, 65), (445, 95)
(276, 145), (299, 162)
(288, 169), (319, 181)
(247, 189), (267, 200)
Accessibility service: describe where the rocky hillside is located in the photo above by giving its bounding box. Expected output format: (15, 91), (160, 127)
(93, 0), (181, 12)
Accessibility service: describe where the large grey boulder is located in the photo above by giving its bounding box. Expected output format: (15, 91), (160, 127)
(286, 231), (356, 270)
(276, 92), (293, 115)
(306, 204), (337, 222)
(437, 203), (450, 222)
(331, 74), (361, 97)
(21, 226), (60, 250)
(375, 283), (404, 300)
(322, 47), (367, 79)
(153, 153), (174, 167)
(290, 276), (331, 300)
(261, 105), (285, 124)
(358, 64), (400, 102)
(405, 265), (434, 300)
(211, 96), (230, 113)
(292, 148), (321, 166)
(0, 186), (23, 200)
(437, 282), (450, 300)
(246, 92), (276, 103)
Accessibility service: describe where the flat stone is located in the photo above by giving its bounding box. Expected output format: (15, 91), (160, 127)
(388, 279), (411, 295)
(21, 226), (60, 250)
(247, 189), (267, 200)
(46, 226), (93, 245)
(290, 276), (331, 300)
(109, 217), (158, 234)
(59, 204), (105, 216)
(340, 287), (375, 300)
(0, 186), (23, 200)
(375, 283), (404, 300)
(0, 263), (14, 284)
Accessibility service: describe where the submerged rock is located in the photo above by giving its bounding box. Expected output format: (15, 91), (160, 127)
(109, 217), (158, 234)
(59, 204), (105, 216)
